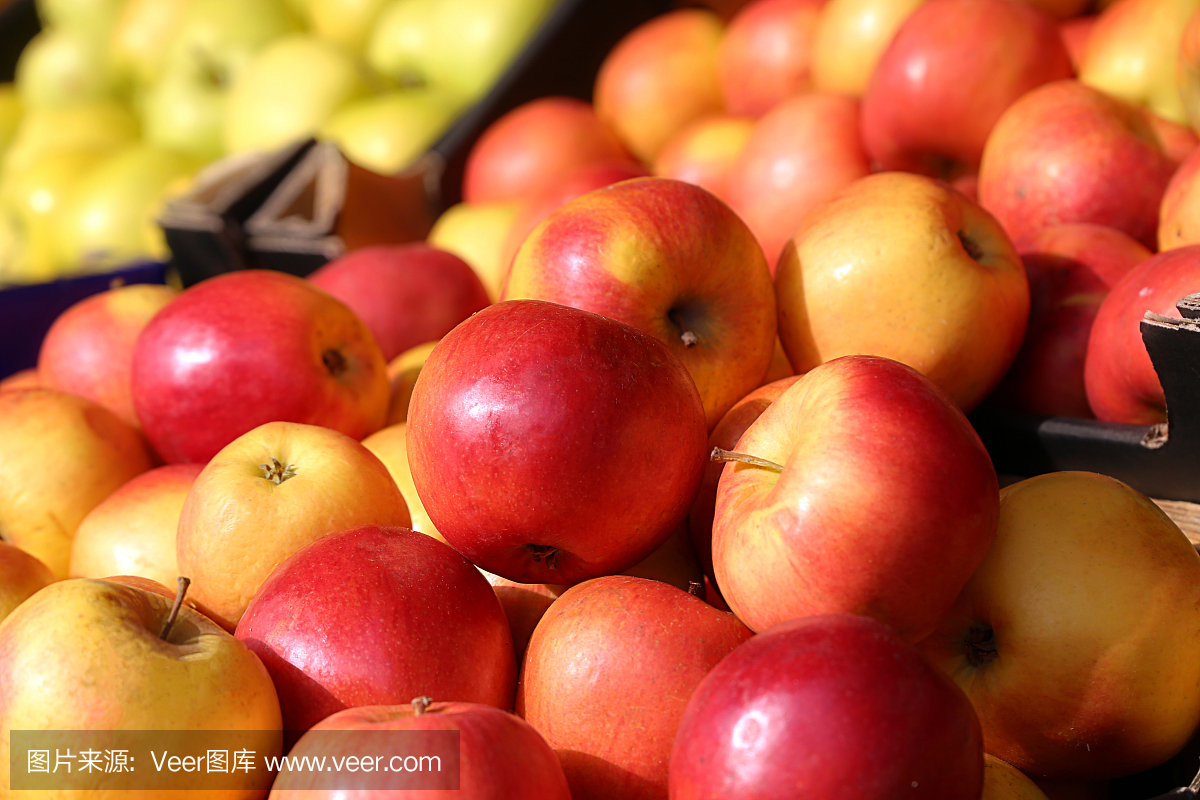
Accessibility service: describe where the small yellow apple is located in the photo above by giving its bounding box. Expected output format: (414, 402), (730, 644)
(427, 200), (519, 302)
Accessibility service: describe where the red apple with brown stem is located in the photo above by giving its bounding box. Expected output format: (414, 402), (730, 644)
(406, 299), (709, 585)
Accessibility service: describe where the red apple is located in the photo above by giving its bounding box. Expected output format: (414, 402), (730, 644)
(130, 269), (390, 464)
(861, 0), (1073, 180)
(977, 79), (1177, 250)
(1144, 108), (1199, 167)
(517, 575), (753, 800)
(405, 299), (709, 585)
(988, 223), (1150, 418)
(593, 8), (726, 163)
(652, 113), (754, 203)
(270, 700), (571, 799)
(1083, 244), (1200, 424)
(235, 525), (517, 743)
(307, 243), (490, 362)
(712, 355), (999, 640)
(37, 282), (179, 429)
(669, 613), (984, 799)
(687, 375), (801, 582)
(1158, 143), (1200, 251)
(717, 0), (827, 117)
(0, 369), (39, 392)
(503, 176), (778, 430)
(462, 96), (630, 205)
(722, 91), (871, 269)
(1060, 14), (1097, 71)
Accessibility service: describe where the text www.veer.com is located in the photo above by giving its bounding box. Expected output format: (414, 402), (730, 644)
(261, 754), (443, 774)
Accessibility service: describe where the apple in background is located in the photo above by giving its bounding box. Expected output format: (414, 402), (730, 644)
(0, 368), (38, 392)
(688, 374), (800, 582)
(307, 243), (489, 361)
(271, 701), (571, 799)
(986, 755), (1051, 800)
(809, 0), (926, 96)
(518, 575), (753, 800)
(178, 420), (410, 630)
(717, 0), (827, 117)
(139, 0), (304, 162)
(484, 573), (559, 666)
(308, 0), (390, 53)
(712, 356), (999, 640)
(364, 0), (442, 88)
(406, 300), (708, 585)
(68, 463), (203, 587)
(594, 8), (726, 163)
(37, 0), (125, 38)
(0, 388), (154, 578)
(1084, 244), (1200, 424)
(652, 114), (753, 203)
(1145, 108), (1200, 166)
(108, 0), (198, 87)
(1180, 5), (1200, 132)
(53, 143), (197, 275)
(1159, 145), (1200, 250)
(1, 99), (138, 179)
(0, 542), (54, 623)
(383, 341), (438, 426)
(0, 579), (282, 793)
(978, 80), (1178, 250)
(504, 177), (776, 430)
(318, 88), (465, 175)
(361, 421), (443, 541)
(1060, 14), (1096, 71)
(223, 33), (373, 156)
(777, 171), (1030, 412)
(722, 92), (871, 269)
(918, 471), (1200, 781)
(861, 0), (1073, 180)
(37, 282), (178, 429)
(131, 269), (390, 465)
(235, 525), (516, 742)
(462, 96), (631, 205)
(14, 27), (118, 110)
(498, 159), (649, 274)
(426, 200), (519, 302)
(987, 223), (1149, 418)
(1079, 0), (1198, 126)
(670, 613), (984, 799)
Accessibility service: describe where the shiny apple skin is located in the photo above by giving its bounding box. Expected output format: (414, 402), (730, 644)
(517, 575), (752, 800)
(271, 701), (571, 800)
(669, 613), (984, 799)
(235, 525), (517, 743)
(130, 269), (389, 464)
(308, 243), (490, 361)
(406, 299), (709, 585)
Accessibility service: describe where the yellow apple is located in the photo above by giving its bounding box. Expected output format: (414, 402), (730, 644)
(309, 0), (391, 53)
(810, 0), (927, 95)
(1079, 0), (1200, 125)
(918, 471), (1200, 781)
(985, 755), (1050, 800)
(69, 463), (204, 588)
(176, 420), (411, 630)
(14, 28), (118, 110)
(361, 421), (443, 541)
(0, 388), (155, 578)
(318, 88), (463, 175)
(0, 542), (54, 624)
(109, 0), (200, 87)
(426, 200), (519, 302)
(383, 340), (437, 425)
(1, 100), (139, 177)
(0, 85), (23, 163)
(0, 579), (282, 798)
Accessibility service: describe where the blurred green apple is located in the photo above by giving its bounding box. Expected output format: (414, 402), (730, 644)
(319, 88), (463, 174)
(15, 28), (118, 109)
(0, 85), (24, 163)
(311, 0), (392, 53)
(366, 0), (438, 88)
(223, 34), (376, 155)
(54, 143), (197, 274)
(109, 0), (199, 88)
(2, 100), (139, 175)
(37, 0), (125, 41)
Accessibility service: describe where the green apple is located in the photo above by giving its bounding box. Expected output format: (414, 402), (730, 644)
(310, 0), (392, 53)
(2, 100), (140, 176)
(366, 0), (439, 88)
(109, 0), (200, 88)
(54, 143), (197, 274)
(14, 28), (118, 109)
(319, 87), (463, 174)
(37, 0), (125, 41)
(223, 34), (375, 155)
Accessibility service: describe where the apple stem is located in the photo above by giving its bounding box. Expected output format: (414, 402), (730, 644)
(687, 581), (703, 597)
(260, 457), (297, 484)
(159, 576), (191, 640)
(710, 447), (784, 473)
(668, 309), (699, 348)
(526, 544), (559, 570)
(411, 696), (433, 716)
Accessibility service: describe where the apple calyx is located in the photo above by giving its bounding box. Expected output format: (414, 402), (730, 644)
(527, 544), (560, 569)
(260, 457), (298, 484)
(411, 696), (433, 716)
(710, 446), (784, 473)
(687, 580), (703, 597)
(957, 231), (984, 263)
(159, 576), (192, 640)
(965, 623), (998, 667)
(322, 348), (350, 378)
(668, 306), (700, 348)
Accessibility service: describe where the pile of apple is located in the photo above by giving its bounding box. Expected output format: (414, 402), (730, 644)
(6, 0), (1200, 797)
(0, 0), (554, 285)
